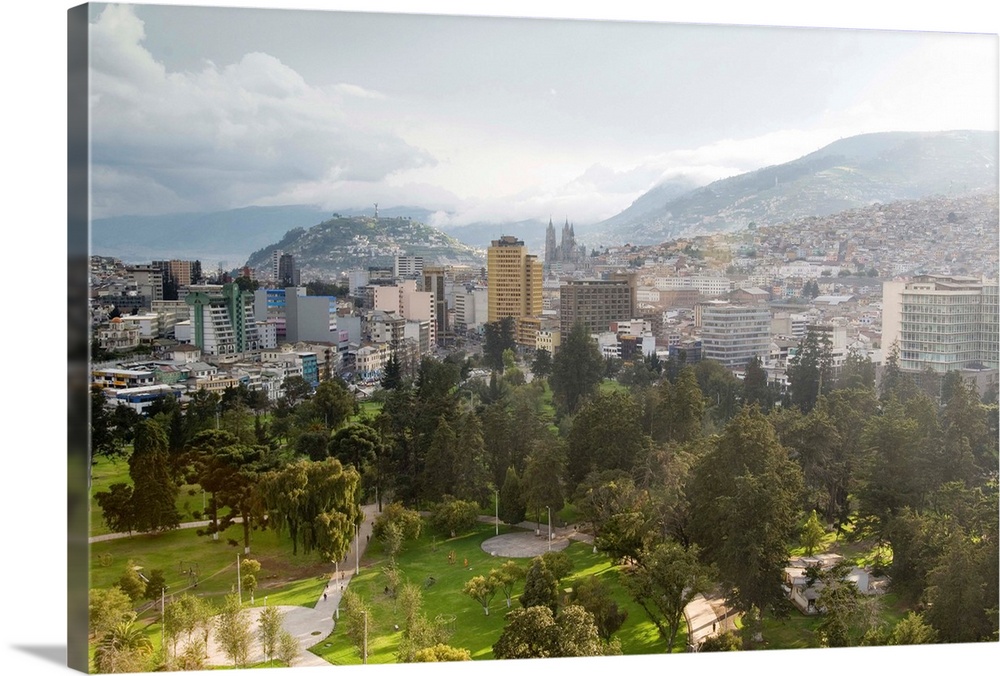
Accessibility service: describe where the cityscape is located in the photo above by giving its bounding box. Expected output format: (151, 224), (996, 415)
(65, 3), (1000, 676)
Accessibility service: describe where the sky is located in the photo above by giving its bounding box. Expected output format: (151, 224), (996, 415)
(86, 1), (999, 228)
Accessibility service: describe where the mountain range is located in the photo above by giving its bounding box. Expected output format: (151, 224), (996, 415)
(90, 129), (998, 266)
(595, 130), (998, 245)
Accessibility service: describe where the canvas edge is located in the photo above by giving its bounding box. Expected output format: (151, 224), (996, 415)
(68, 3), (92, 673)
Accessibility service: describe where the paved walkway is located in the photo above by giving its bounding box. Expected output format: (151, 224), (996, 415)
(172, 503), (379, 668)
(97, 508), (733, 658)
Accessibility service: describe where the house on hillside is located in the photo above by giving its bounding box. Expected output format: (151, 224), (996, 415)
(782, 553), (886, 615)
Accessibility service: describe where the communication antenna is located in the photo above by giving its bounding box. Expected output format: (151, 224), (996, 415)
(374, 202), (379, 219)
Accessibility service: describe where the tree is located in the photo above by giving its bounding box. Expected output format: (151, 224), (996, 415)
(380, 353), (403, 390)
(296, 430), (331, 461)
(492, 605), (614, 659)
(816, 562), (884, 647)
(422, 416), (458, 502)
(520, 556), (558, 614)
(531, 348), (553, 380)
(624, 540), (711, 651)
(499, 466), (527, 525)
(429, 497), (479, 537)
(521, 441), (566, 529)
(888, 611), (938, 645)
(141, 569), (167, 607)
(163, 593), (212, 665)
(492, 560), (526, 609)
(566, 389), (648, 489)
(281, 375), (313, 405)
(463, 574), (499, 615)
(341, 590), (373, 661)
(240, 558), (261, 604)
(90, 387), (136, 460)
(92, 614), (154, 674)
(89, 587), (134, 639)
(688, 406), (803, 645)
(215, 593), (253, 668)
(257, 605), (283, 664)
(483, 317), (516, 372)
(128, 419), (181, 533)
(800, 510), (826, 555)
(787, 328), (833, 413)
(742, 356), (772, 412)
(189, 433), (278, 554)
(549, 321), (605, 415)
(313, 378), (355, 430)
(541, 551), (573, 584)
(699, 631), (742, 651)
(371, 502), (423, 555)
(94, 483), (136, 535)
(568, 576), (628, 641)
(856, 397), (926, 535)
(575, 470), (651, 563)
(258, 457), (362, 561)
(838, 350), (876, 391)
(276, 629), (300, 666)
(693, 359), (741, 425)
(452, 412), (491, 504)
(923, 529), (994, 643)
(412, 644), (472, 661)
(116, 561), (146, 603)
(394, 583), (451, 662)
(329, 422), (381, 476)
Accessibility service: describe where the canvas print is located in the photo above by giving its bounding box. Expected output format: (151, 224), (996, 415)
(71, 2), (1000, 673)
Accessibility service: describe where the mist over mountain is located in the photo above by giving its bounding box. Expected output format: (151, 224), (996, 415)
(91, 130), (998, 267)
(595, 130), (998, 246)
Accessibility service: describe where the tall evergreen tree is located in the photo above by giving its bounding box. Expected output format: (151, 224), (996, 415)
(499, 466), (527, 525)
(787, 328), (833, 413)
(741, 356), (772, 412)
(688, 406), (803, 645)
(128, 419), (181, 533)
(550, 321), (604, 415)
(520, 556), (559, 614)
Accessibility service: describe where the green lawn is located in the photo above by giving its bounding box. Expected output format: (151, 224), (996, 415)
(90, 522), (332, 616)
(353, 400), (383, 422)
(309, 522), (678, 664)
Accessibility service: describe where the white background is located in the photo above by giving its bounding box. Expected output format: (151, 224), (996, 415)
(1, 1), (997, 675)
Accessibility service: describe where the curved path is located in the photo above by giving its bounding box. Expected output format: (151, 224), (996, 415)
(95, 509), (732, 658)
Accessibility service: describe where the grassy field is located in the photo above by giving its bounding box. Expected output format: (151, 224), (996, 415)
(90, 522), (333, 615)
(309, 522), (676, 664)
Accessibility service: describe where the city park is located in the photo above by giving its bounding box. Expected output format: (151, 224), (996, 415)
(86, 328), (998, 671)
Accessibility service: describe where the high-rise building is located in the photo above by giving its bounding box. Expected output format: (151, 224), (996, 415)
(698, 301), (772, 369)
(271, 250), (283, 282)
(394, 255), (424, 279)
(278, 254), (300, 287)
(487, 236), (543, 336)
(559, 278), (636, 335)
(127, 265), (164, 304)
(882, 274), (999, 373)
(184, 283), (262, 360)
(423, 266), (448, 345)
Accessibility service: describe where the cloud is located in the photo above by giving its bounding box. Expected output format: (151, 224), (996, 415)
(88, 4), (434, 218)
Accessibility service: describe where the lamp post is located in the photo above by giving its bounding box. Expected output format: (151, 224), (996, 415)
(494, 489), (499, 535)
(362, 610), (368, 664)
(355, 523), (360, 575)
(547, 506), (551, 552)
(237, 553), (242, 604)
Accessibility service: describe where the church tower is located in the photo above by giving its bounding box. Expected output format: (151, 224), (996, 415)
(544, 218), (557, 264)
